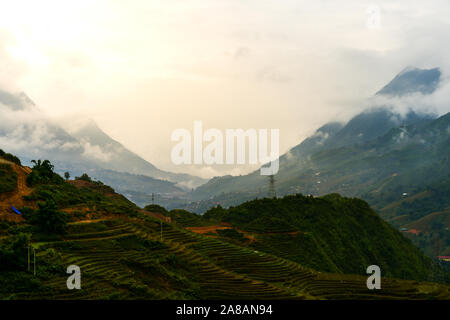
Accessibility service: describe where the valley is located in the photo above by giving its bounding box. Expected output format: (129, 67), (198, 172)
(0, 152), (449, 300)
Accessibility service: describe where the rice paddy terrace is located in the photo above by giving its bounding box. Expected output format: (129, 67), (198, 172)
(7, 215), (450, 300)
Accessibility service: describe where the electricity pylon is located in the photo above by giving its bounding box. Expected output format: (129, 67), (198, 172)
(268, 174), (276, 198)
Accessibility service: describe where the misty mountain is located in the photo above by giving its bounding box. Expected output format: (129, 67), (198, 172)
(0, 89), (36, 111)
(376, 67), (441, 96)
(68, 119), (206, 188)
(186, 67), (448, 215)
(323, 108), (434, 149)
(0, 89), (206, 205)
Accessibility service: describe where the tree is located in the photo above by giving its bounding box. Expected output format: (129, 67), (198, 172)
(64, 172), (70, 181)
(144, 204), (168, 214)
(31, 160), (54, 178)
(34, 199), (69, 234)
(76, 173), (92, 182)
(0, 233), (31, 271)
(27, 159), (62, 186)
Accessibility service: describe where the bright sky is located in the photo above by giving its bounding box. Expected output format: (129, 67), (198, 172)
(1, 0), (450, 178)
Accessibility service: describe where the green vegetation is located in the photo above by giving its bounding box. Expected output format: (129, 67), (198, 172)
(25, 182), (138, 215)
(29, 200), (69, 234)
(216, 228), (247, 243)
(182, 113), (450, 263)
(26, 160), (63, 187)
(1, 217), (448, 300)
(203, 194), (442, 281)
(0, 149), (21, 165)
(383, 180), (450, 223)
(0, 233), (31, 271)
(144, 204), (168, 214)
(75, 173), (92, 182)
(166, 209), (208, 227)
(23, 162), (138, 216)
(0, 151), (449, 300)
(0, 163), (17, 193)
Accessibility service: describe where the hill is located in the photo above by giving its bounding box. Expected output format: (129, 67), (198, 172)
(0, 208), (449, 300)
(0, 151), (140, 223)
(0, 152), (449, 299)
(198, 194), (441, 281)
(0, 151), (33, 223)
(180, 68), (450, 259)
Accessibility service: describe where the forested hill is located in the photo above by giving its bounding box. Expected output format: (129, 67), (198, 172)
(201, 194), (441, 281)
(0, 151), (449, 299)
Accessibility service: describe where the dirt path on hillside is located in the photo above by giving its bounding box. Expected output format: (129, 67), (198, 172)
(186, 224), (299, 244)
(0, 161), (33, 222)
(186, 224), (232, 234)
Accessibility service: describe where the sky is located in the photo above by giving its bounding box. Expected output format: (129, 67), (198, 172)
(1, 0), (450, 178)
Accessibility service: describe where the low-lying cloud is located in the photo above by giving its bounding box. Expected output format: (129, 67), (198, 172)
(367, 76), (450, 118)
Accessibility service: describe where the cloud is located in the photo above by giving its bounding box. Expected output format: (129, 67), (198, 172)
(0, 0), (450, 178)
(0, 29), (27, 91)
(0, 103), (71, 155)
(81, 141), (112, 162)
(0, 98), (114, 162)
(312, 131), (330, 146)
(366, 76), (450, 117)
(285, 150), (293, 160)
(233, 47), (251, 60)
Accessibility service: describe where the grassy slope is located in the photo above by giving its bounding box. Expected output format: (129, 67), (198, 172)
(0, 153), (449, 299)
(200, 194), (441, 281)
(1, 216), (449, 300)
(23, 179), (140, 219)
(380, 179), (450, 257)
(0, 163), (17, 194)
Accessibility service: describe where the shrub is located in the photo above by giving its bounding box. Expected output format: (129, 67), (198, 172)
(0, 233), (31, 271)
(0, 164), (17, 193)
(217, 228), (246, 242)
(75, 173), (92, 182)
(33, 200), (69, 234)
(26, 160), (63, 186)
(0, 149), (21, 165)
(144, 204), (168, 214)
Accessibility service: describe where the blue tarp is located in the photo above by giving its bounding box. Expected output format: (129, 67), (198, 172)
(11, 206), (21, 215)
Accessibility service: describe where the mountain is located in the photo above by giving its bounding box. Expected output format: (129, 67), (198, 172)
(189, 110), (444, 208)
(0, 89), (206, 206)
(68, 120), (205, 188)
(323, 108), (434, 149)
(0, 89), (35, 110)
(376, 67), (441, 96)
(182, 68), (450, 249)
(0, 154), (448, 299)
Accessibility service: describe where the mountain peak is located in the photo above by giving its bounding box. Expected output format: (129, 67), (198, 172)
(0, 89), (35, 110)
(376, 67), (441, 96)
(68, 118), (122, 149)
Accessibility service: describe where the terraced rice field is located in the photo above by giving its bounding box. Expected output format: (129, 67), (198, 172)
(12, 216), (450, 300)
